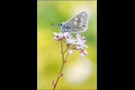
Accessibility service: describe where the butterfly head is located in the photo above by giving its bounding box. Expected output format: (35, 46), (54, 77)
(58, 22), (64, 28)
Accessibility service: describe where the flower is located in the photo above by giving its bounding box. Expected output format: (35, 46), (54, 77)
(75, 33), (81, 39)
(63, 32), (69, 38)
(53, 32), (88, 57)
(75, 33), (87, 48)
(69, 50), (73, 54)
(66, 38), (76, 45)
(75, 38), (88, 48)
(63, 32), (72, 38)
(81, 36), (85, 40)
(58, 32), (64, 39)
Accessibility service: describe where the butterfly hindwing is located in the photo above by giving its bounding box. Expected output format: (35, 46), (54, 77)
(64, 11), (88, 33)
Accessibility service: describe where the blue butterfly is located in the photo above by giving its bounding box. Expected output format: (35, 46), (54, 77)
(52, 11), (89, 33)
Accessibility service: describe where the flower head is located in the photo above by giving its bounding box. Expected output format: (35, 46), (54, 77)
(53, 32), (88, 58)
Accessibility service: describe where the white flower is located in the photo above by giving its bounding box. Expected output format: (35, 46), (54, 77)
(83, 50), (88, 55)
(75, 38), (88, 48)
(58, 32), (64, 39)
(63, 32), (72, 38)
(69, 50), (73, 54)
(80, 52), (83, 58)
(75, 33), (81, 39)
(66, 38), (76, 45)
(81, 36), (85, 40)
(63, 32), (69, 38)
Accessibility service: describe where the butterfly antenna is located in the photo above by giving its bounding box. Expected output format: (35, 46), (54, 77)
(51, 23), (59, 27)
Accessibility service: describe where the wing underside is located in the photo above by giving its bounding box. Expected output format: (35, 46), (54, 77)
(65, 11), (88, 33)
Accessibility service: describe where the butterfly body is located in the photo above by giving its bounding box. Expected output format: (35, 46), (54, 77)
(59, 11), (88, 33)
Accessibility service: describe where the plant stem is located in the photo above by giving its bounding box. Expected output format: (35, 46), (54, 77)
(64, 53), (69, 60)
(64, 45), (74, 60)
(63, 47), (68, 54)
(61, 40), (64, 62)
(53, 62), (64, 90)
(53, 40), (75, 90)
(53, 40), (66, 90)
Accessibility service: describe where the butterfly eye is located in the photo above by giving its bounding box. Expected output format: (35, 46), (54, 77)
(60, 24), (62, 26)
(58, 23), (62, 27)
(59, 23), (63, 27)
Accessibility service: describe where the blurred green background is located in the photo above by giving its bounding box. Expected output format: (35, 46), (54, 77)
(37, 1), (97, 89)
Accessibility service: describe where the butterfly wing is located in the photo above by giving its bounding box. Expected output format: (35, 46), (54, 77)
(64, 11), (88, 33)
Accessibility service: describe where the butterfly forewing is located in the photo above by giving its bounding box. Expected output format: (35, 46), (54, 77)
(65, 11), (88, 33)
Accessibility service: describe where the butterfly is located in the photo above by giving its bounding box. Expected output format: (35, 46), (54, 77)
(52, 11), (89, 33)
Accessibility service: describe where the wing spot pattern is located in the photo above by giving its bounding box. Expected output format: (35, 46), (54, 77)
(74, 17), (78, 21)
(74, 22), (77, 25)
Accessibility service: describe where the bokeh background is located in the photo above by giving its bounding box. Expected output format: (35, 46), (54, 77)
(37, 1), (97, 89)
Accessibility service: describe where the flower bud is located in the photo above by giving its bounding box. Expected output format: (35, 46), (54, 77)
(54, 37), (59, 41)
(75, 33), (81, 39)
(80, 52), (83, 58)
(82, 50), (88, 55)
(81, 36), (85, 40)
(76, 46), (83, 50)
(53, 32), (58, 37)
(64, 60), (66, 63)
(52, 80), (54, 87)
(58, 73), (63, 77)
(69, 50), (73, 54)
